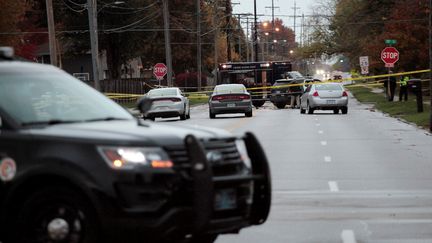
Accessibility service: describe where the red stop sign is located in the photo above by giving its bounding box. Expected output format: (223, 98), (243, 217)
(153, 63), (167, 80)
(381, 47), (399, 64)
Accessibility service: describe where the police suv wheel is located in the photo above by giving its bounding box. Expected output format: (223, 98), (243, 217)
(7, 186), (99, 243)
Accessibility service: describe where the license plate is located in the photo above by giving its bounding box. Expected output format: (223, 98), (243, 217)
(227, 103), (236, 108)
(214, 189), (237, 210)
(327, 100), (336, 104)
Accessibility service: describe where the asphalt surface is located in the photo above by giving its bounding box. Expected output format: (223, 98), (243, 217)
(153, 97), (432, 243)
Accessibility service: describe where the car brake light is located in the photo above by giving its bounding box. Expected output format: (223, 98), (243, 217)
(212, 95), (224, 101)
(342, 91), (348, 97)
(313, 91), (319, 97)
(155, 98), (181, 102)
(212, 95), (250, 101)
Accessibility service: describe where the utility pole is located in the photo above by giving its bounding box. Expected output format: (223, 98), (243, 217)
(213, 0), (219, 73)
(300, 13), (304, 47)
(162, 0), (173, 86)
(265, 0), (279, 57)
(226, 0), (232, 61)
(197, 0), (202, 90)
(253, 0), (258, 62)
(292, 1), (300, 42)
(87, 0), (100, 90)
(429, 0), (431, 132)
(237, 14), (242, 61)
(245, 18), (250, 61)
(46, 0), (58, 67)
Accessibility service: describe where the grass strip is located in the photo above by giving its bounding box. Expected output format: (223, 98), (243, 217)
(348, 86), (430, 130)
(189, 95), (209, 106)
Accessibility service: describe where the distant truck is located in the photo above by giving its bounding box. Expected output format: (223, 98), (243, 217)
(217, 61), (292, 108)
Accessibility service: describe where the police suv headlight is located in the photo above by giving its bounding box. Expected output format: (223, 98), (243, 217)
(235, 139), (251, 169)
(98, 146), (173, 170)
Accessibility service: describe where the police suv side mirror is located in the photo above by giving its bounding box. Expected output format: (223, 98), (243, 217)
(137, 97), (153, 115)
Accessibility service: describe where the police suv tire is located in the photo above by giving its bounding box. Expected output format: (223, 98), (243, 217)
(333, 109), (339, 114)
(180, 114), (187, 120)
(6, 186), (99, 243)
(342, 106), (348, 114)
(245, 111), (253, 117)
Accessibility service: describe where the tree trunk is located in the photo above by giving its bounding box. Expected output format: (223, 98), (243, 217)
(106, 34), (121, 79)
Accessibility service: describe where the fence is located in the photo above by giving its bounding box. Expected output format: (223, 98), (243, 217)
(85, 78), (166, 95)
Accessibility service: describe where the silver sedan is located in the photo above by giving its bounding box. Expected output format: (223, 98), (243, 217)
(300, 83), (348, 114)
(142, 87), (190, 120)
(209, 84), (253, 118)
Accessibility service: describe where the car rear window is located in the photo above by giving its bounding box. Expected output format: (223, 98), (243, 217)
(315, 84), (343, 91)
(148, 88), (177, 97)
(214, 85), (246, 94)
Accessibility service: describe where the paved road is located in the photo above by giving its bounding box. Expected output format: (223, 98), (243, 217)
(154, 97), (432, 243)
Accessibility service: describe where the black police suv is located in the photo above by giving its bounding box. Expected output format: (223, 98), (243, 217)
(0, 48), (271, 243)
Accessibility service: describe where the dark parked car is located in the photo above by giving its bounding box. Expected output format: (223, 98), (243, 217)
(270, 79), (303, 109)
(208, 84), (253, 118)
(0, 48), (271, 243)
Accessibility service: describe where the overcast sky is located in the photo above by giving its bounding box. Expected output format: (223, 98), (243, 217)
(232, 0), (317, 31)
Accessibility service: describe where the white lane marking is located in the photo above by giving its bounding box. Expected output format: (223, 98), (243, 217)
(315, 118), (318, 121)
(328, 181), (339, 192)
(320, 141), (327, 146)
(318, 130), (324, 134)
(316, 123), (321, 126)
(341, 230), (357, 243)
(324, 156), (332, 162)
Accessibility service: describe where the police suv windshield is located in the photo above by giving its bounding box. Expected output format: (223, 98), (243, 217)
(0, 70), (133, 125)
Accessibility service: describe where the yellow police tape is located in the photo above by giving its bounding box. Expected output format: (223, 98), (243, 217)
(105, 69), (431, 100)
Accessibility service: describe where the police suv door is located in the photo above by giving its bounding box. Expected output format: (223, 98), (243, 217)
(0, 113), (27, 191)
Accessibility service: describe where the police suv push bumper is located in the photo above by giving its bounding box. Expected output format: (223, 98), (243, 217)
(185, 132), (272, 233)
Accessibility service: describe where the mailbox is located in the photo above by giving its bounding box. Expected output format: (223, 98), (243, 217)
(408, 79), (422, 94)
(407, 79), (423, 113)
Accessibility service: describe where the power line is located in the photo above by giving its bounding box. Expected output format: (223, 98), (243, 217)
(103, 12), (160, 33)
